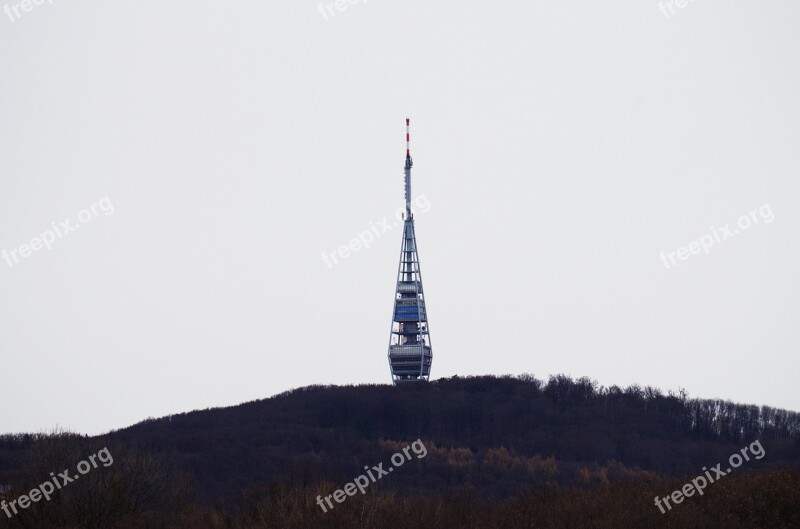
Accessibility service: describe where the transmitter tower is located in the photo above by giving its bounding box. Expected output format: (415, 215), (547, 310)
(387, 119), (433, 383)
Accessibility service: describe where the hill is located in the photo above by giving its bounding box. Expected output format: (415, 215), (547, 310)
(99, 374), (800, 500)
(0, 374), (798, 528)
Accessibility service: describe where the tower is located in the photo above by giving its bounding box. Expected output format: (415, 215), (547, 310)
(387, 118), (433, 383)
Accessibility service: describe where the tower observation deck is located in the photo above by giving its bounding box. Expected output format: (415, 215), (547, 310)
(387, 118), (433, 383)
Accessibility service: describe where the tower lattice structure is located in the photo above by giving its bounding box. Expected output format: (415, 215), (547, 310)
(387, 118), (433, 383)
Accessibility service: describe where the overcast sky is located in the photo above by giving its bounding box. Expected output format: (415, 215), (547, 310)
(1, 0), (798, 435)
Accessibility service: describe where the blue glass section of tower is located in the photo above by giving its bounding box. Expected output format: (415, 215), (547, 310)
(387, 119), (432, 383)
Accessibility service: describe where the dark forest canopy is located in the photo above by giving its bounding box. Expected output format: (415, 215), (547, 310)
(3, 374), (797, 501)
(0, 375), (798, 528)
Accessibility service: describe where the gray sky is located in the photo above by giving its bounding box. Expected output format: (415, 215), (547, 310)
(1, 0), (798, 435)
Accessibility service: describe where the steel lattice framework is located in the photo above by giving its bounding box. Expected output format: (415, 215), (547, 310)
(387, 119), (433, 383)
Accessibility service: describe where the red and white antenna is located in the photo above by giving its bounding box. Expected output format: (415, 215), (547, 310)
(406, 117), (411, 159)
(404, 118), (413, 218)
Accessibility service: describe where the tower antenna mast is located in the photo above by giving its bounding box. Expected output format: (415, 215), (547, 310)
(405, 118), (412, 219)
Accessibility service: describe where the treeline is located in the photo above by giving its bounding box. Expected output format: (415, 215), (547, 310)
(1, 375), (798, 509)
(99, 374), (799, 499)
(0, 431), (797, 529)
(0, 431), (192, 529)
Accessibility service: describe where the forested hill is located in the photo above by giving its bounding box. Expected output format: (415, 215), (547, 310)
(1, 375), (799, 505)
(106, 375), (800, 500)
